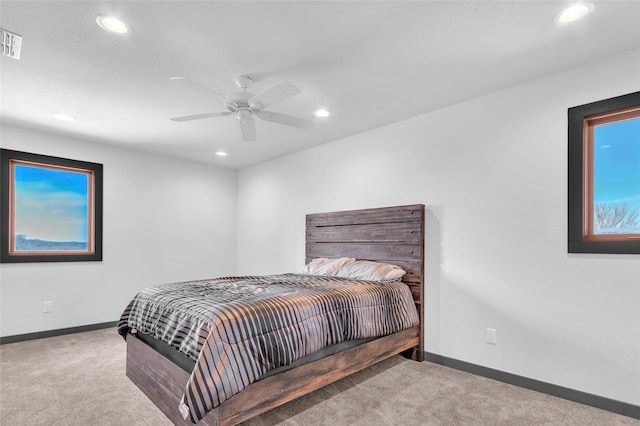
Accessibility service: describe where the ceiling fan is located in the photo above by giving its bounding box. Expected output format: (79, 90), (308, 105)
(170, 75), (315, 142)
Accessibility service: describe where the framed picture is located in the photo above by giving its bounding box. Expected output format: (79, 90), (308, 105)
(0, 149), (103, 263)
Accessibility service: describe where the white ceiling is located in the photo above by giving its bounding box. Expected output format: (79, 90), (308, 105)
(2, 1), (639, 169)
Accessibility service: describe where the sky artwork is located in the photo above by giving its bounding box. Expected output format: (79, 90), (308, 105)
(13, 163), (89, 244)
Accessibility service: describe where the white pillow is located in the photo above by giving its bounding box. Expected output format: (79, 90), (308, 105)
(330, 260), (406, 282)
(301, 257), (356, 275)
(383, 268), (407, 281)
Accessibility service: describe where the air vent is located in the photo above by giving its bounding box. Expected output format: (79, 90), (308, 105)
(1, 29), (22, 60)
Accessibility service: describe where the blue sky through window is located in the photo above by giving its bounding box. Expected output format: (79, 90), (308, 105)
(593, 117), (640, 233)
(14, 164), (89, 243)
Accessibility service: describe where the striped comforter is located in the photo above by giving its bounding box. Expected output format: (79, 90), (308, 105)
(117, 273), (419, 423)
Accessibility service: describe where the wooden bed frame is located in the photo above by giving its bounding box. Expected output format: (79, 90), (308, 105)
(126, 204), (425, 425)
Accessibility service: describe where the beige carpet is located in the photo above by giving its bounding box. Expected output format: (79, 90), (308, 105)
(0, 328), (637, 426)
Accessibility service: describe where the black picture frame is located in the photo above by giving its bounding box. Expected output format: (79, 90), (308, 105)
(568, 91), (640, 254)
(0, 149), (103, 263)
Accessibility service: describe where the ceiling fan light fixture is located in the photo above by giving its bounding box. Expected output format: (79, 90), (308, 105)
(555, 3), (594, 24)
(237, 110), (250, 121)
(96, 15), (130, 34)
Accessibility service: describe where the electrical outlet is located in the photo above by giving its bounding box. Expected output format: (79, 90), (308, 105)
(43, 301), (53, 313)
(486, 328), (497, 344)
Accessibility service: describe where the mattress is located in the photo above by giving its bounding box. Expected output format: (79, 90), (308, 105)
(135, 330), (375, 377)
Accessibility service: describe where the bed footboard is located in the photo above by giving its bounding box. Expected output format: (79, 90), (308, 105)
(127, 326), (419, 426)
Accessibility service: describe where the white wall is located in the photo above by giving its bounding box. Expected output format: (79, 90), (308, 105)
(0, 125), (237, 337)
(237, 49), (640, 405)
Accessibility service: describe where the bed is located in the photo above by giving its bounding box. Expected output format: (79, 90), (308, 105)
(120, 204), (425, 425)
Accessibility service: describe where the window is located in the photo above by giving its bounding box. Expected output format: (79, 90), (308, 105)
(568, 91), (640, 254)
(0, 149), (103, 262)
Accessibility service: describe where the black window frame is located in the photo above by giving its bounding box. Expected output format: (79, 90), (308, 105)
(0, 149), (103, 263)
(568, 91), (640, 254)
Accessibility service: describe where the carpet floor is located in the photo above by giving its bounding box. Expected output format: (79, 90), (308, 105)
(0, 328), (637, 425)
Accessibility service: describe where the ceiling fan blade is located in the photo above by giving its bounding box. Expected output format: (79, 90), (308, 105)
(170, 77), (227, 101)
(248, 81), (301, 109)
(238, 115), (257, 142)
(257, 111), (316, 131)
(170, 112), (233, 122)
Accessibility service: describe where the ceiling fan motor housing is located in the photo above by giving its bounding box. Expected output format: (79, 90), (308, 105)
(225, 90), (255, 112)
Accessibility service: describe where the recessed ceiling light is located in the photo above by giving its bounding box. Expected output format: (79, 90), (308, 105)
(314, 108), (330, 118)
(96, 15), (130, 34)
(555, 3), (594, 24)
(216, 151), (227, 157)
(53, 114), (76, 122)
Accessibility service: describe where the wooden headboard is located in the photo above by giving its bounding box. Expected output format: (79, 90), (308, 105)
(305, 204), (425, 358)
